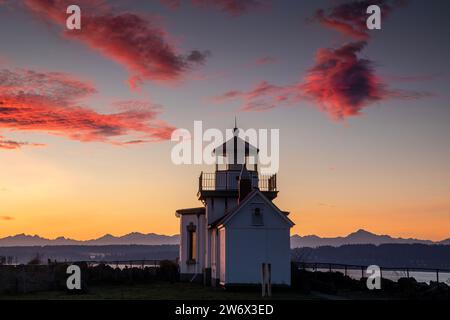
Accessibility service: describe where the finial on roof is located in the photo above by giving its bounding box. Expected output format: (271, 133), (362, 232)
(233, 116), (238, 133)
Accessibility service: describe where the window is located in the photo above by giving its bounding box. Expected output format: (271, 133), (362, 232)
(187, 223), (197, 263)
(252, 207), (263, 226)
(189, 231), (197, 260)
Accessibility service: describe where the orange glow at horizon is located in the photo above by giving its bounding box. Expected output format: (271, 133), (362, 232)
(1, 142), (449, 242)
(1, 0), (450, 244)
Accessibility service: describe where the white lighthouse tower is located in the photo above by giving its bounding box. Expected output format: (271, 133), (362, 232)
(176, 123), (293, 287)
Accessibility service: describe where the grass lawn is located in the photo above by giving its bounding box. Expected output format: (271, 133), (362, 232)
(0, 282), (324, 300)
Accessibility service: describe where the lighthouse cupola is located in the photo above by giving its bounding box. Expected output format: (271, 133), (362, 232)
(198, 122), (278, 212)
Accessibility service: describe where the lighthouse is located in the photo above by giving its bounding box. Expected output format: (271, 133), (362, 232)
(176, 123), (294, 287)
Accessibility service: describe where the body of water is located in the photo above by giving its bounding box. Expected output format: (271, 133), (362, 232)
(306, 267), (450, 285)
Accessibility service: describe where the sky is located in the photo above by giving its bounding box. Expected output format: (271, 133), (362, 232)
(0, 0), (450, 241)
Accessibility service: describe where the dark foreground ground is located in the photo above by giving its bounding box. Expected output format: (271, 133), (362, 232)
(1, 262), (449, 300)
(1, 281), (447, 300)
(1, 282), (320, 300)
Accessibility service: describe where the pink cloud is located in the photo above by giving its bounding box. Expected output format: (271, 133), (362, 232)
(213, 42), (429, 119)
(212, 0), (430, 120)
(255, 56), (277, 66)
(315, 9), (369, 40)
(24, 0), (209, 88)
(160, 0), (267, 15)
(313, 0), (406, 40)
(0, 136), (44, 150)
(191, 0), (266, 16)
(385, 74), (439, 83)
(0, 68), (175, 148)
(213, 80), (300, 112)
(301, 42), (386, 119)
(159, 0), (182, 10)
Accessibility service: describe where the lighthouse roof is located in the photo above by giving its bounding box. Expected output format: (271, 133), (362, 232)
(208, 189), (294, 228)
(213, 128), (259, 157)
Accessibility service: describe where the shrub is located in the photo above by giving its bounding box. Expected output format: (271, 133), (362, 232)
(27, 254), (42, 265)
(157, 260), (179, 283)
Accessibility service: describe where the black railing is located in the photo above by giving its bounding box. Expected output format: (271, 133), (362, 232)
(293, 261), (450, 284)
(198, 172), (277, 192)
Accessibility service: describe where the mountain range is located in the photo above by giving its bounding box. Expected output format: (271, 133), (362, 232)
(0, 232), (180, 247)
(290, 229), (450, 248)
(0, 229), (448, 247)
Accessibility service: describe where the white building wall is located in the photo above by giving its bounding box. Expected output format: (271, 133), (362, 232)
(210, 229), (217, 278)
(179, 213), (206, 277)
(225, 228), (290, 285)
(221, 195), (292, 285)
(206, 197), (238, 223)
(219, 228), (226, 283)
(205, 228), (211, 269)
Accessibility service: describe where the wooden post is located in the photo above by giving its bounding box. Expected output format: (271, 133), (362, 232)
(344, 266), (347, 277)
(361, 266), (364, 279)
(436, 269), (439, 283)
(267, 264), (272, 298)
(406, 268), (409, 278)
(261, 263), (266, 297)
(261, 263), (272, 297)
(329, 264), (332, 273)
